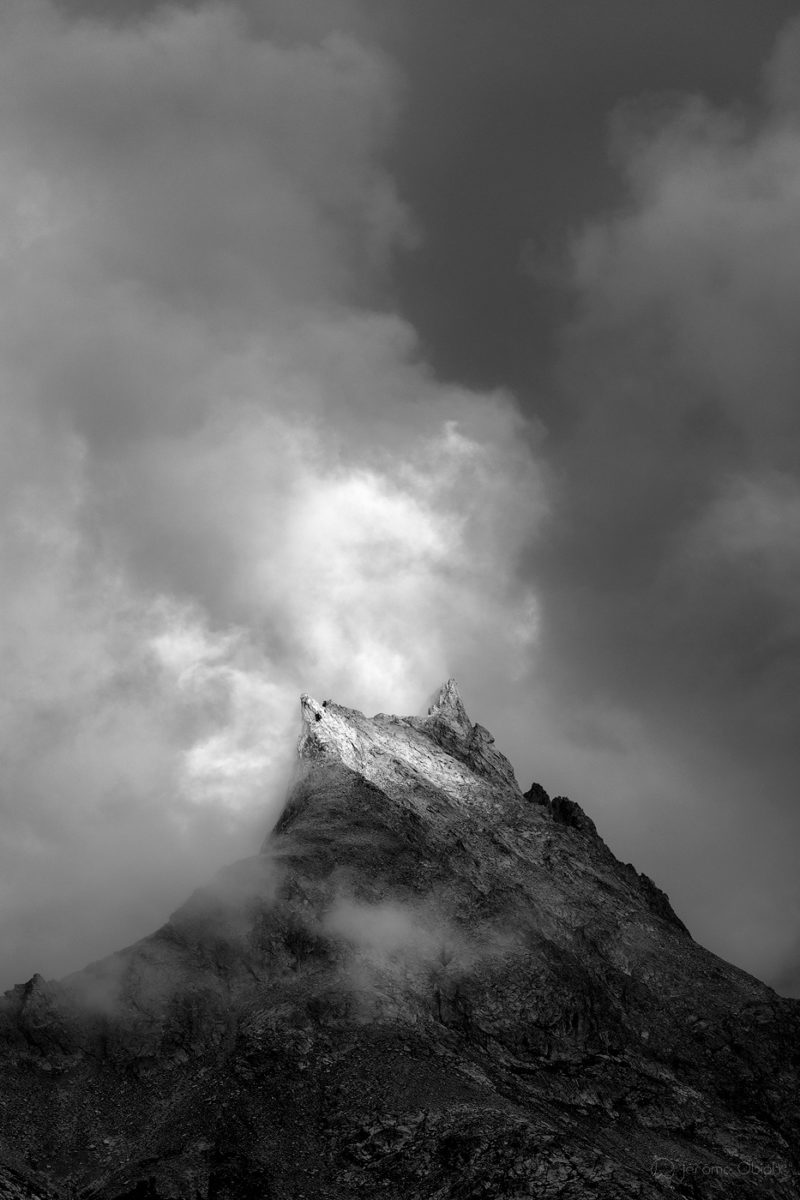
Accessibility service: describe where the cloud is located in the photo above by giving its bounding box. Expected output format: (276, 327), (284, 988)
(321, 895), (516, 1010)
(323, 898), (454, 967)
(523, 17), (800, 992)
(0, 1), (543, 987)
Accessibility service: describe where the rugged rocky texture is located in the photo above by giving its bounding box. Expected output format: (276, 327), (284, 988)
(0, 681), (799, 1198)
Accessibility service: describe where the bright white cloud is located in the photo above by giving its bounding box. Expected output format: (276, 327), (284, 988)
(0, 1), (544, 986)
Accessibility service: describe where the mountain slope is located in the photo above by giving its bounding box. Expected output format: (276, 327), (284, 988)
(0, 682), (798, 1198)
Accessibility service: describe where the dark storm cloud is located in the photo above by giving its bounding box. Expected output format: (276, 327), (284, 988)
(377, 0), (799, 405)
(518, 23), (800, 992)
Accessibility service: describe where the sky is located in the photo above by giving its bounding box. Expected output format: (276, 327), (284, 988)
(1, 0), (799, 998)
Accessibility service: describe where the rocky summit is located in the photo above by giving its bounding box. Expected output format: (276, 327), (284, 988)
(0, 683), (799, 1199)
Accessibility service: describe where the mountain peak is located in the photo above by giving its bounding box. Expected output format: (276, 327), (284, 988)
(426, 677), (471, 730)
(2, 681), (799, 1198)
(295, 682), (520, 801)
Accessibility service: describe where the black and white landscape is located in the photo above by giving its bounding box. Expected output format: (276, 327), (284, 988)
(1, 3), (800, 1196)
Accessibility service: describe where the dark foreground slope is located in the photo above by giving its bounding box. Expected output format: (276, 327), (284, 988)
(0, 683), (799, 1199)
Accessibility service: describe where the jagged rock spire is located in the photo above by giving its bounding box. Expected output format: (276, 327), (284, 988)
(292, 681), (521, 804)
(426, 678), (471, 731)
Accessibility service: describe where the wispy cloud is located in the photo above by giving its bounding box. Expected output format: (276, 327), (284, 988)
(0, 2), (543, 986)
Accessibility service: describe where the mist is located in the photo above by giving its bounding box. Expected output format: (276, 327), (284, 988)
(0, 0), (541, 989)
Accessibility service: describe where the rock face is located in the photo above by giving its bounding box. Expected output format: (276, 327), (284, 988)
(0, 681), (799, 1198)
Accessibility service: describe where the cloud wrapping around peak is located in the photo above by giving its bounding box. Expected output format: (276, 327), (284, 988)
(0, 1), (543, 986)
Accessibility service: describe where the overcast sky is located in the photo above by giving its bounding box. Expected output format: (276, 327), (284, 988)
(2, 0), (799, 998)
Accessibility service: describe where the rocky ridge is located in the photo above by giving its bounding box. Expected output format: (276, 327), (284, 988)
(0, 681), (798, 1198)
